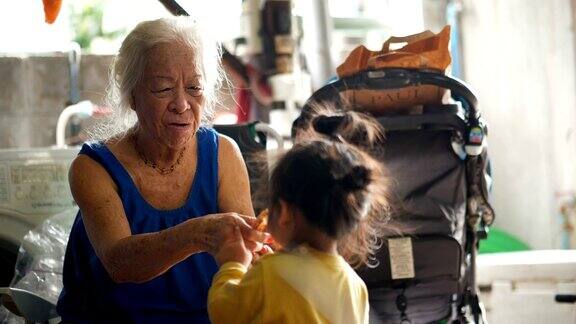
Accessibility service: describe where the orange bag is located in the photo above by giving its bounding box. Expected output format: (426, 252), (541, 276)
(337, 26), (451, 78)
(335, 26), (452, 114)
(42, 0), (63, 24)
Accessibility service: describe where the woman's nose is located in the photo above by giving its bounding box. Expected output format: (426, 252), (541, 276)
(169, 88), (191, 113)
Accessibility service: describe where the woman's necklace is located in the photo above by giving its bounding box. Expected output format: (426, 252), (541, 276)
(132, 134), (186, 175)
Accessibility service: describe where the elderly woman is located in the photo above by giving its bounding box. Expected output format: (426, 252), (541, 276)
(56, 17), (267, 322)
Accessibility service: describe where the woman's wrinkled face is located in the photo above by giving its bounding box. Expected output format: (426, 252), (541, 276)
(132, 42), (205, 148)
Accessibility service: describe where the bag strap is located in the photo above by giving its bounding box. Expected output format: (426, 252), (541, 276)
(381, 30), (436, 52)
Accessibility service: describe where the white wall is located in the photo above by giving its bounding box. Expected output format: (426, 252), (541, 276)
(460, 0), (576, 249)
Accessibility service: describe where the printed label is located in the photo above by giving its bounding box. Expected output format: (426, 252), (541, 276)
(388, 237), (415, 280)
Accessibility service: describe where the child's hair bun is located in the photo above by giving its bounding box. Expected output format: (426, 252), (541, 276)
(339, 165), (371, 191)
(312, 115), (347, 137)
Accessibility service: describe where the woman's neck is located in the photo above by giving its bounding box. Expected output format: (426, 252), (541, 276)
(132, 130), (192, 172)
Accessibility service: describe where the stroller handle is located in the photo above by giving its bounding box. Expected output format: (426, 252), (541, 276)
(306, 68), (479, 119)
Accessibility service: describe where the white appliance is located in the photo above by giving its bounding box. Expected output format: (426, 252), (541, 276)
(477, 250), (576, 323)
(0, 147), (79, 285)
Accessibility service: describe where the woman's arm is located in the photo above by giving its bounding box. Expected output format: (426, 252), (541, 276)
(217, 134), (255, 216)
(70, 155), (256, 284)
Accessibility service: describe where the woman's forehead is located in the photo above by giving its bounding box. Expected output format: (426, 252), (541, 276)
(144, 42), (201, 75)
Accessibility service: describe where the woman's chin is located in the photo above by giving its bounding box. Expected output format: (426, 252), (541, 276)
(164, 124), (196, 146)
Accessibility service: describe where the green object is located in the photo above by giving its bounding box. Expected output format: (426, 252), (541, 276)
(479, 227), (530, 254)
(70, 1), (124, 50)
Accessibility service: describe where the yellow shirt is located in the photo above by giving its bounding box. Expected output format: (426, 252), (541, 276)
(208, 245), (369, 324)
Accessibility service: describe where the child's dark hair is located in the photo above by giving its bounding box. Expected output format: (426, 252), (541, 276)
(268, 138), (391, 267)
(292, 101), (386, 157)
(286, 101), (398, 267)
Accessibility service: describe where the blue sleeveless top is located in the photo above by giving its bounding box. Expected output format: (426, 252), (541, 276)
(57, 127), (219, 323)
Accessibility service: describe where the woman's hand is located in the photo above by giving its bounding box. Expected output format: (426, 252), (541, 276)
(199, 212), (269, 255)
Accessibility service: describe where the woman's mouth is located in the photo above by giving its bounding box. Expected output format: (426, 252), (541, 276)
(168, 122), (190, 128)
(165, 122), (194, 136)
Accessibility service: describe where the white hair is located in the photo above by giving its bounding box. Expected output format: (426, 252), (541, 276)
(94, 17), (225, 140)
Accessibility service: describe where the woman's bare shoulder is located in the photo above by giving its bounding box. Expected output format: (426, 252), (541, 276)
(103, 134), (133, 158)
(217, 133), (243, 163)
(215, 133), (254, 215)
(68, 150), (118, 196)
(100, 135), (141, 174)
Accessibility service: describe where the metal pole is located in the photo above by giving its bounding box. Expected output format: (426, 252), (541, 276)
(311, 0), (334, 86)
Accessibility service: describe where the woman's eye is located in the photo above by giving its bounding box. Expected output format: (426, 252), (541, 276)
(187, 86), (204, 96)
(152, 87), (172, 94)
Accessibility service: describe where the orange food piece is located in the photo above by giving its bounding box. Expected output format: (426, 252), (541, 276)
(43, 0), (63, 24)
(256, 209), (269, 232)
(256, 209), (282, 250)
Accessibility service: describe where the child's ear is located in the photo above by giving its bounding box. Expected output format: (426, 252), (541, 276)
(278, 200), (294, 228)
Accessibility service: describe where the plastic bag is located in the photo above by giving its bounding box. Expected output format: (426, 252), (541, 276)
(10, 208), (77, 306)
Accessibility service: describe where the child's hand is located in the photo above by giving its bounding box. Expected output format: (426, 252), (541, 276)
(251, 244), (274, 265)
(214, 226), (252, 267)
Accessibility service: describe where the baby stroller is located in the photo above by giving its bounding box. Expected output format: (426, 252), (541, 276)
(293, 68), (494, 324)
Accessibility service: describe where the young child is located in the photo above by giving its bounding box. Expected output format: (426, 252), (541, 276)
(208, 131), (390, 323)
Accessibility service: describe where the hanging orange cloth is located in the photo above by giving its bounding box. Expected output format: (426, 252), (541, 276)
(42, 0), (63, 24)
